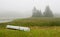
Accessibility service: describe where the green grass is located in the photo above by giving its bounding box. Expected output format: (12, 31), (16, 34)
(0, 17), (60, 28)
(0, 26), (60, 37)
(7, 17), (60, 26)
(0, 17), (60, 37)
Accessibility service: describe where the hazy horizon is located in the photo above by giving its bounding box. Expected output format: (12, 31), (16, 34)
(0, 0), (60, 18)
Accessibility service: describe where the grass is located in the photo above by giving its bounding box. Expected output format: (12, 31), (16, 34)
(0, 26), (60, 37)
(8, 17), (60, 26)
(0, 17), (60, 37)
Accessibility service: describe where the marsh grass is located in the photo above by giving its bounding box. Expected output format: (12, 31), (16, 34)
(0, 17), (60, 37)
(0, 26), (60, 37)
(7, 17), (60, 26)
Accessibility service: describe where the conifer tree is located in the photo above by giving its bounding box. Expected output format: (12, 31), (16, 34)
(44, 6), (54, 17)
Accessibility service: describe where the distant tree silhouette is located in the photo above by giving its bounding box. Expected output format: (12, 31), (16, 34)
(36, 10), (42, 17)
(32, 7), (42, 17)
(43, 6), (54, 17)
(32, 7), (37, 17)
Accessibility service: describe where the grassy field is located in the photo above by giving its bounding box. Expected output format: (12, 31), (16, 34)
(0, 26), (60, 37)
(0, 17), (60, 37)
(8, 17), (60, 26)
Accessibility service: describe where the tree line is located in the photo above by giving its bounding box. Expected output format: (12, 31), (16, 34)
(32, 6), (54, 17)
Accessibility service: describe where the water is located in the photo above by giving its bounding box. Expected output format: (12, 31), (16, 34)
(0, 19), (13, 23)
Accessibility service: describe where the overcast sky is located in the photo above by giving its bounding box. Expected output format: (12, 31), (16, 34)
(0, 0), (60, 18)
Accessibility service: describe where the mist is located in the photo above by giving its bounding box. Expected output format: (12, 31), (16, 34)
(0, 0), (60, 18)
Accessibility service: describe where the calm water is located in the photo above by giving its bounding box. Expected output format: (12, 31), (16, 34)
(0, 19), (13, 23)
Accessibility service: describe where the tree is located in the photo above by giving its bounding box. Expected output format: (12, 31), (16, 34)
(32, 7), (37, 17)
(36, 10), (42, 17)
(32, 7), (42, 17)
(43, 6), (54, 17)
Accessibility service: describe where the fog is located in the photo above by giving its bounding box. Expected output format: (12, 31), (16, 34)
(0, 0), (60, 18)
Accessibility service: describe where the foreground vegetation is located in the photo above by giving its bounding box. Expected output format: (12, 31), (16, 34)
(0, 26), (60, 37)
(0, 17), (60, 28)
(0, 17), (60, 37)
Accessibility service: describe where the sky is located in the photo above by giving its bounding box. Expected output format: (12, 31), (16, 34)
(0, 0), (60, 18)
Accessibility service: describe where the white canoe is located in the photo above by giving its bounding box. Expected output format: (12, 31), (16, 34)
(6, 25), (30, 31)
